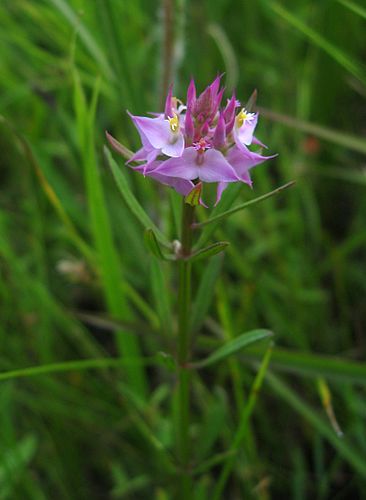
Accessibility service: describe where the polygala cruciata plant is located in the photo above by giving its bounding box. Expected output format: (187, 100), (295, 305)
(105, 76), (291, 498)
(106, 75), (276, 206)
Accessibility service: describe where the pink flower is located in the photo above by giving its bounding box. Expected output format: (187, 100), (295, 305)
(154, 147), (240, 183)
(129, 114), (184, 158)
(107, 76), (276, 205)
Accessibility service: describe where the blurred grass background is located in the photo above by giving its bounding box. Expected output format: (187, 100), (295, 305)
(1, 0), (366, 498)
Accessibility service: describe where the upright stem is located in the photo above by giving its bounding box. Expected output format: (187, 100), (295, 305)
(177, 201), (194, 496)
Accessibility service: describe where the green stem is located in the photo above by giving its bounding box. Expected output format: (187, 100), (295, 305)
(177, 201), (194, 497)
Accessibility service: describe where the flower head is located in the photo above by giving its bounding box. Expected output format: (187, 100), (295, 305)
(107, 76), (276, 205)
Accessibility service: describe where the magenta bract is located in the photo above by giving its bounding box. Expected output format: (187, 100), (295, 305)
(107, 76), (276, 205)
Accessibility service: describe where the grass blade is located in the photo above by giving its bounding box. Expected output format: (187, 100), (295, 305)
(104, 147), (171, 247)
(190, 255), (223, 333)
(74, 70), (147, 397)
(0, 357), (156, 382)
(193, 329), (273, 369)
(265, 0), (366, 84)
(260, 108), (366, 155)
(144, 229), (172, 260)
(188, 241), (229, 263)
(337, 0), (366, 20)
(242, 346), (366, 385)
(195, 183), (242, 249)
(266, 371), (366, 478)
(193, 182), (295, 230)
(212, 344), (273, 499)
(49, 0), (114, 79)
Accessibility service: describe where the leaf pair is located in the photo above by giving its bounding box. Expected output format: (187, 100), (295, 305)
(144, 228), (229, 263)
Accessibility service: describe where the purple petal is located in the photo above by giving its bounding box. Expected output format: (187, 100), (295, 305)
(215, 182), (228, 206)
(187, 78), (196, 110)
(128, 146), (153, 163)
(130, 113), (184, 158)
(130, 115), (171, 149)
(155, 147), (241, 183)
(225, 113), (236, 135)
(209, 74), (221, 97)
(223, 93), (237, 123)
(212, 112), (226, 149)
(153, 149), (199, 180)
(164, 84), (173, 118)
(184, 108), (194, 140)
(142, 149), (161, 173)
(161, 133), (184, 157)
(201, 120), (210, 136)
(235, 113), (258, 146)
(132, 161), (160, 174)
(252, 135), (268, 148)
(194, 84), (212, 117)
(126, 129), (159, 163)
(211, 86), (225, 118)
(226, 145), (276, 183)
(150, 173), (195, 196)
(197, 149), (240, 183)
(132, 161), (195, 196)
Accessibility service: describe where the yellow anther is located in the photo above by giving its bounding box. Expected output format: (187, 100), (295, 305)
(236, 108), (254, 128)
(168, 113), (179, 133)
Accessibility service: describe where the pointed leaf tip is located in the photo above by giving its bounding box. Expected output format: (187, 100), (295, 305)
(193, 329), (274, 369)
(105, 131), (133, 160)
(187, 241), (229, 263)
(144, 229), (165, 259)
(144, 229), (173, 260)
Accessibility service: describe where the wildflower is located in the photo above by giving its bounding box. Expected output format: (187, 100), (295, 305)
(107, 76), (276, 205)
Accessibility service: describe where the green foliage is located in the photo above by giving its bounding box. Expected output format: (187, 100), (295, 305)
(193, 330), (273, 368)
(0, 0), (365, 497)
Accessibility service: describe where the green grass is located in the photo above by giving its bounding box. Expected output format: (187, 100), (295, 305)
(0, 0), (366, 497)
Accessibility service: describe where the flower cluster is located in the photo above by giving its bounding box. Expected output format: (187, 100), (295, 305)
(107, 76), (275, 205)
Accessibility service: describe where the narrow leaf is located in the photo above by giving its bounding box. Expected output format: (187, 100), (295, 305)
(260, 108), (366, 155)
(105, 130), (134, 160)
(156, 352), (176, 372)
(190, 255), (223, 333)
(267, 371), (366, 478)
(338, 0), (366, 20)
(207, 23), (239, 90)
(193, 450), (236, 476)
(104, 147), (171, 247)
(193, 182), (295, 230)
(195, 183), (242, 248)
(317, 378), (343, 437)
(241, 346), (366, 385)
(150, 260), (173, 339)
(193, 329), (273, 368)
(0, 357), (156, 382)
(49, 0), (114, 80)
(196, 388), (228, 462)
(74, 72), (146, 397)
(144, 229), (172, 260)
(213, 344), (273, 499)
(187, 241), (229, 263)
(265, 0), (366, 84)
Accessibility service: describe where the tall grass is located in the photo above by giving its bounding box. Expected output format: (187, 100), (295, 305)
(0, 0), (365, 497)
